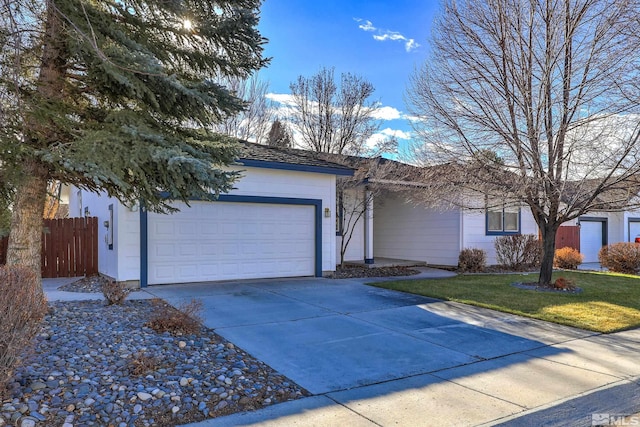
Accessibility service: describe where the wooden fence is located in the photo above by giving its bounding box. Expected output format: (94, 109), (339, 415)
(555, 225), (580, 251)
(0, 217), (98, 278)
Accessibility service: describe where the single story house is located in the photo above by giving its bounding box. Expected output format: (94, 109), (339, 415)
(72, 143), (584, 287)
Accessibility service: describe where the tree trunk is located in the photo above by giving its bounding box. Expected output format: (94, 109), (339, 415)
(6, 1), (67, 287)
(6, 163), (48, 286)
(538, 222), (559, 285)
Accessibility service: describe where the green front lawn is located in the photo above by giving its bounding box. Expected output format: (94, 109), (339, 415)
(373, 271), (640, 333)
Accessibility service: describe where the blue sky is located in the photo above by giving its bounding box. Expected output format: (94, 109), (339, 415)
(257, 0), (440, 152)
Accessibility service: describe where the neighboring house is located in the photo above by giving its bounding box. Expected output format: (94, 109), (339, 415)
(69, 143), (353, 287)
(560, 210), (640, 263)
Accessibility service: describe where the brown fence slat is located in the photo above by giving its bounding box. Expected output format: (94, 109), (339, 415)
(1, 217), (98, 278)
(88, 217), (98, 275)
(73, 217), (81, 276)
(556, 226), (580, 252)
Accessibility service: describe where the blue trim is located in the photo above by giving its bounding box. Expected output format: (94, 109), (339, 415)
(238, 159), (353, 176)
(628, 217), (640, 242)
(140, 205), (148, 288)
(486, 208), (522, 236)
(365, 258), (375, 264)
(139, 195), (323, 286)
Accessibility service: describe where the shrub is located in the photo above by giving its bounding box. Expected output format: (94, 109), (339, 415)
(458, 248), (486, 272)
(129, 351), (160, 376)
(598, 242), (640, 274)
(554, 247), (584, 270)
(0, 266), (48, 398)
(145, 298), (203, 335)
(553, 277), (576, 290)
(495, 234), (541, 270)
(102, 279), (130, 305)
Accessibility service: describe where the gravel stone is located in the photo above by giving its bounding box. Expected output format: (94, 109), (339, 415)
(0, 300), (307, 426)
(327, 265), (421, 279)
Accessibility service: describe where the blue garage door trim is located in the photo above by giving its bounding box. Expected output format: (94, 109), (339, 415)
(628, 217), (640, 242)
(140, 195), (323, 287)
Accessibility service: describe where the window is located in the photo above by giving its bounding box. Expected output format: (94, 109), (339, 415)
(486, 205), (520, 235)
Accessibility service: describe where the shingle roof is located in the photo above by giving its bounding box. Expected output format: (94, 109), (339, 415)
(237, 142), (354, 175)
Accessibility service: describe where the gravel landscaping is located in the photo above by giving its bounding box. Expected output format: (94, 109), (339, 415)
(327, 265), (421, 279)
(0, 297), (307, 427)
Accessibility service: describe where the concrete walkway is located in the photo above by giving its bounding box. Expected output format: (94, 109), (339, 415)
(43, 273), (640, 426)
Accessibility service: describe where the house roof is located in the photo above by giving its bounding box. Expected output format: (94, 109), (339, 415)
(311, 152), (427, 185)
(237, 142), (354, 176)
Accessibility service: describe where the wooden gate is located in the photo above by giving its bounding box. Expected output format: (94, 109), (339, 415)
(0, 217), (98, 278)
(555, 225), (580, 251)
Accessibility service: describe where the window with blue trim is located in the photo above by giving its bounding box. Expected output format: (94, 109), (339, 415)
(486, 205), (520, 235)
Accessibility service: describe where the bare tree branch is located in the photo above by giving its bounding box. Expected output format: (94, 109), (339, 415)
(407, 0), (640, 284)
(288, 67), (380, 155)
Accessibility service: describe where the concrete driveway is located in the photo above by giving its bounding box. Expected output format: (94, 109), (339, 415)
(142, 275), (640, 426)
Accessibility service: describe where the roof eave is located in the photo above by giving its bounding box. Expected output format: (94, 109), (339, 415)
(237, 158), (354, 176)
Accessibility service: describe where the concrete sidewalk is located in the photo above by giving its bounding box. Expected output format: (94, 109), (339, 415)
(43, 275), (640, 426)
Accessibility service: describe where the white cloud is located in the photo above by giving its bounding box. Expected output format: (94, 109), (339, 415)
(371, 106), (403, 121)
(355, 18), (420, 52)
(265, 93), (297, 106)
(355, 18), (376, 32)
(379, 127), (412, 140)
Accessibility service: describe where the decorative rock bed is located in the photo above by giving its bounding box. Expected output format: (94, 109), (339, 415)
(0, 299), (307, 427)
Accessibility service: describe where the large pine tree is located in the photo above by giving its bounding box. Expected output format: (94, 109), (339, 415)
(0, 0), (267, 283)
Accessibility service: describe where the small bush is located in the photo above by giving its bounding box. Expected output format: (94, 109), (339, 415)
(553, 277), (576, 290)
(495, 234), (541, 270)
(554, 247), (584, 270)
(598, 243), (640, 274)
(145, 298), (203, 335)
(458, 248), (486, 272)
(102, 279), (130, 305)
(129, 351), (160, 376)
(0, 266), (48, 398)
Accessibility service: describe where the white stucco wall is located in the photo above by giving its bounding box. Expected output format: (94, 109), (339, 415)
(68, 189), (141, 282)
(72, 165), (338, 283)
(373, 193), (461, 266)
(461, 207), (539, 265)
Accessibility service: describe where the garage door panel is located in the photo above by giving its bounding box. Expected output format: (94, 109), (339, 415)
(178, 244), (197, 256)
(148, 201), (315, 284)
(580, 220), (605, 263)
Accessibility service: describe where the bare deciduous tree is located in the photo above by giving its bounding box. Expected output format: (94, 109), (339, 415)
(288, 67), (380, 155)
(215, 74), (274, 144)
(407, 0), (640, 285)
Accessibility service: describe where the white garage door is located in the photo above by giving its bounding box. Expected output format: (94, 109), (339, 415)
(629, 221), (640, 243)
(147, 201), (315, 284)
(580, 220), (605, 263)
